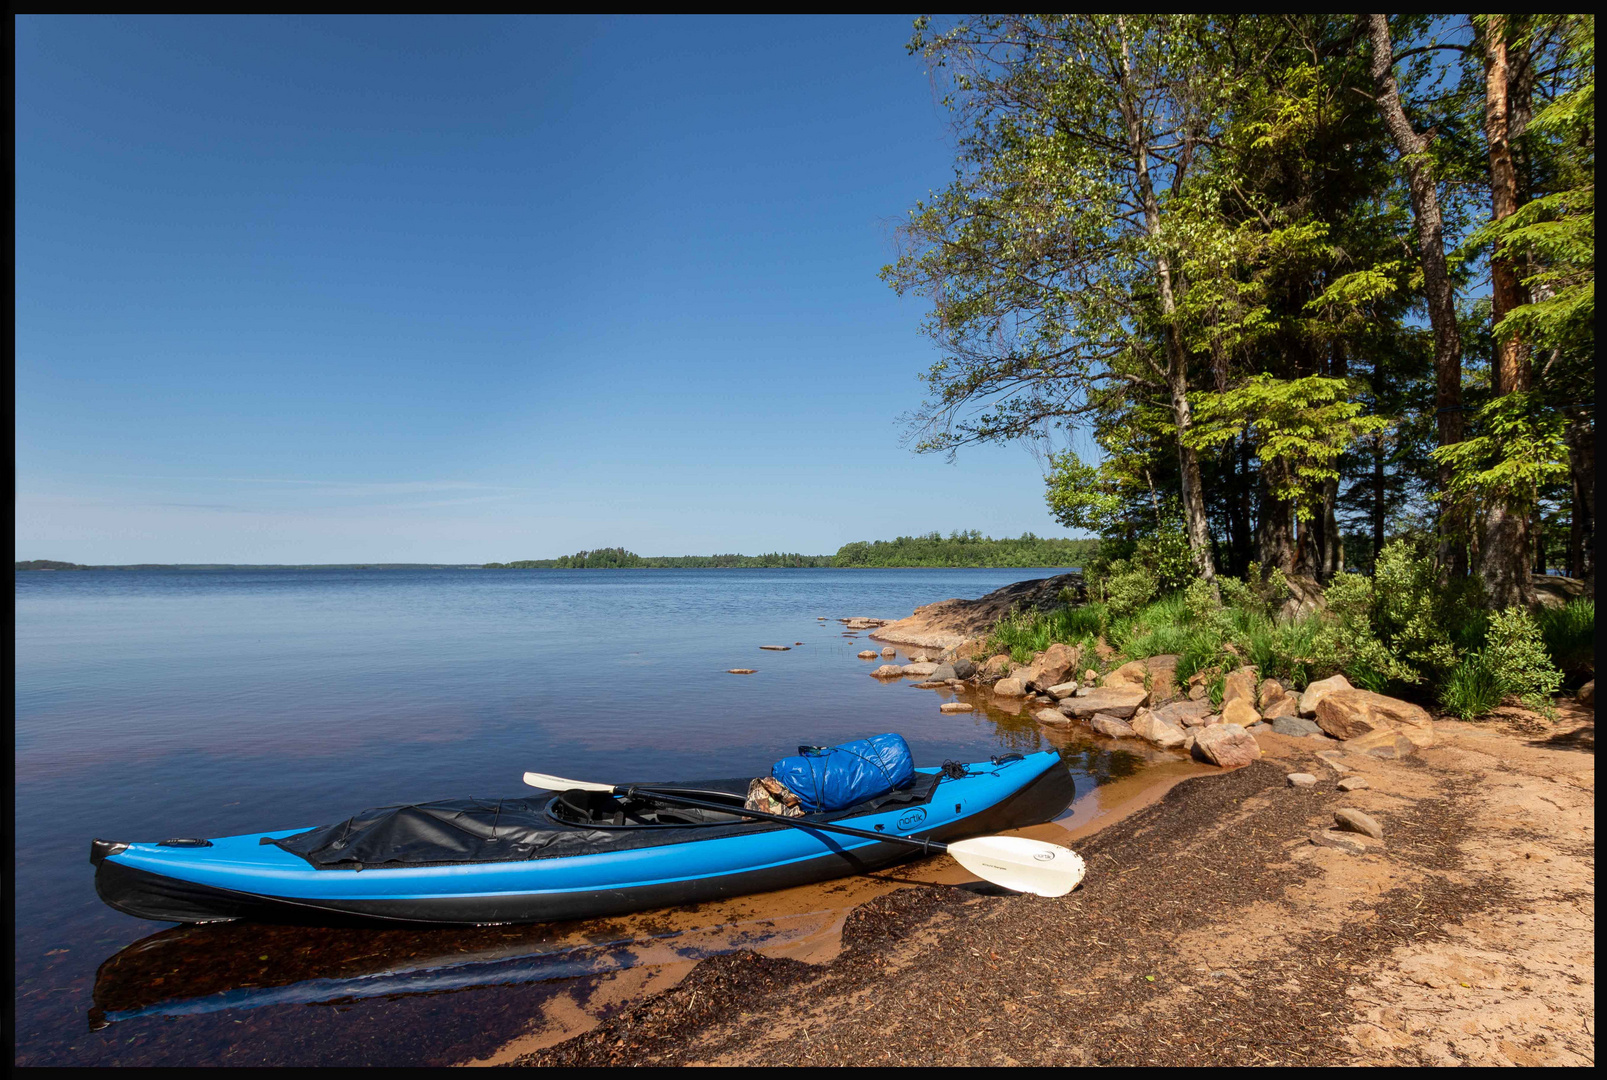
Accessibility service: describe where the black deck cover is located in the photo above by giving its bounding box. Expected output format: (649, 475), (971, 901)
(268, 774), (940, 870)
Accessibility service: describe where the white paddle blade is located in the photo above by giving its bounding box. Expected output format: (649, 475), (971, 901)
(946, 836), (1086, 897)
(523, 772), (614, 792)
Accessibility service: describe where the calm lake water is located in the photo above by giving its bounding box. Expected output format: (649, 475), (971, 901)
(13, 566), (1154, 1066)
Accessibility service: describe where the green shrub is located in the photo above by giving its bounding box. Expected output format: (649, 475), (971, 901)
(1104, 561), (1159, 619)
(1183, 577), (1218, 622)
(1483, 607), (1565, 716)
(1439, 653), (1505, 720)
(1535, 597), (1594, 677)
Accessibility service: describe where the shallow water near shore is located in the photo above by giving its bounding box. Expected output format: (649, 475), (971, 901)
(14, 566), (1200, 1066)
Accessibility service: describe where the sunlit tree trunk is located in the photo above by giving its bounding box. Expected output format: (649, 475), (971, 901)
(1477, 15), (1539, 609)
(1365, 15), (1467, 579)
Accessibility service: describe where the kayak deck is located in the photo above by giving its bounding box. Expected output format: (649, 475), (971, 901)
(93, 751), (1074, 926)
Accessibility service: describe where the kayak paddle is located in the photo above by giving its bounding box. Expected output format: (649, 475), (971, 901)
(522, 771), (1086, 898)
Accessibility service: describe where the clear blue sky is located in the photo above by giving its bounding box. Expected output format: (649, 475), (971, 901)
(16, 15), (1089, 563)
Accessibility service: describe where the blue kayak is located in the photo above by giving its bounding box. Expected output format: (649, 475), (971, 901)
(92, 750), (1074, 926)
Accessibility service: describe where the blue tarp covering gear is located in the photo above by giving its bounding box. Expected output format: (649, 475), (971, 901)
(770, 732), (915, 813)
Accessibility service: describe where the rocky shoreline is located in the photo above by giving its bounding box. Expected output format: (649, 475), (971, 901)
(476, 580), (1594, 1067)
(851, 611), (1446, 776)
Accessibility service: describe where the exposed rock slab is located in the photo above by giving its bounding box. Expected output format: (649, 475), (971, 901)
(867, 573), (1086, 649)
(1057, 686), (1149, 720)
(1315, 689), (1434, 747)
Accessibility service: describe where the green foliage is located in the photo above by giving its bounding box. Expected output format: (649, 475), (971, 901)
(833, 532), (1096, 568)
(1439, 653), (1506, 720)
(1185, 375), (1391, 520)
(1483, 608), (1565, 716)
(985, 603), (1100, 664)
(1101, 562), (1158, 619)
(1432, 391), (1571, 520)
(1535, 598), (1595, 677)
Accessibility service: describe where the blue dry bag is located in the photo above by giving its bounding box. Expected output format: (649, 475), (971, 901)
(770, 733), (915, 813)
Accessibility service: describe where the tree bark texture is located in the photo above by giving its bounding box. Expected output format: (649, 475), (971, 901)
(1478, 16), (1539, 609)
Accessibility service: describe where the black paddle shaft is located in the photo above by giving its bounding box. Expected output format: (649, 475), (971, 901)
(619, 785), (950, 854)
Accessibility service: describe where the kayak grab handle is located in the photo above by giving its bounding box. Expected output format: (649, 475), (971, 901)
(89, 839), (130, 866)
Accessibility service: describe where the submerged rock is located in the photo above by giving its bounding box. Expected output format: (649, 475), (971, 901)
(870, 665), (903, 679)
(1033, 707), (1071, 727)
(939, 702), (974, 713)
(857, 650), (879, 659)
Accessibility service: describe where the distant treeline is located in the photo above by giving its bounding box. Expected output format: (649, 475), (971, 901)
(485, 533), (1097, 569)
(832, 531), (1096, 568)
(15, 560), (88, 570)
(485, 548), (833, 569)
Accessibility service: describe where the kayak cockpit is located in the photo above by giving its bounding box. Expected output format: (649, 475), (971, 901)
(546, 787), (750, 828)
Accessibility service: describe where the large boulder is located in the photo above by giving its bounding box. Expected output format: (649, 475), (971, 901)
(1314, 689), (1435, 747)
(1016, 642), (1082, 689)
(1089, 714), (1137, 739)
(1151, 699), (1214, 728)
(979, 655), (1014, 681)
(1131, 708), (1189, 749)
(1299, 674), (1353, 717)
(1044, 681), (1080, 699)
(901, 662), (939, 677)
(1222, 665), (1258, 708)
(870, 665), (903, 679)
(1145, 654), (1181, 703)
(1259, 679), (1300, 719)
(951, 658), (977, 680)
(1101, 660), (1149, 691)
(928, 663), (958, 681)
(1057, 686), (1149, 720)
(1579, 680), (1594, 707)
(1193, 723), (1261, 768)
(993, 677), (1030, 698)
(1221, 697), (1261, 728)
